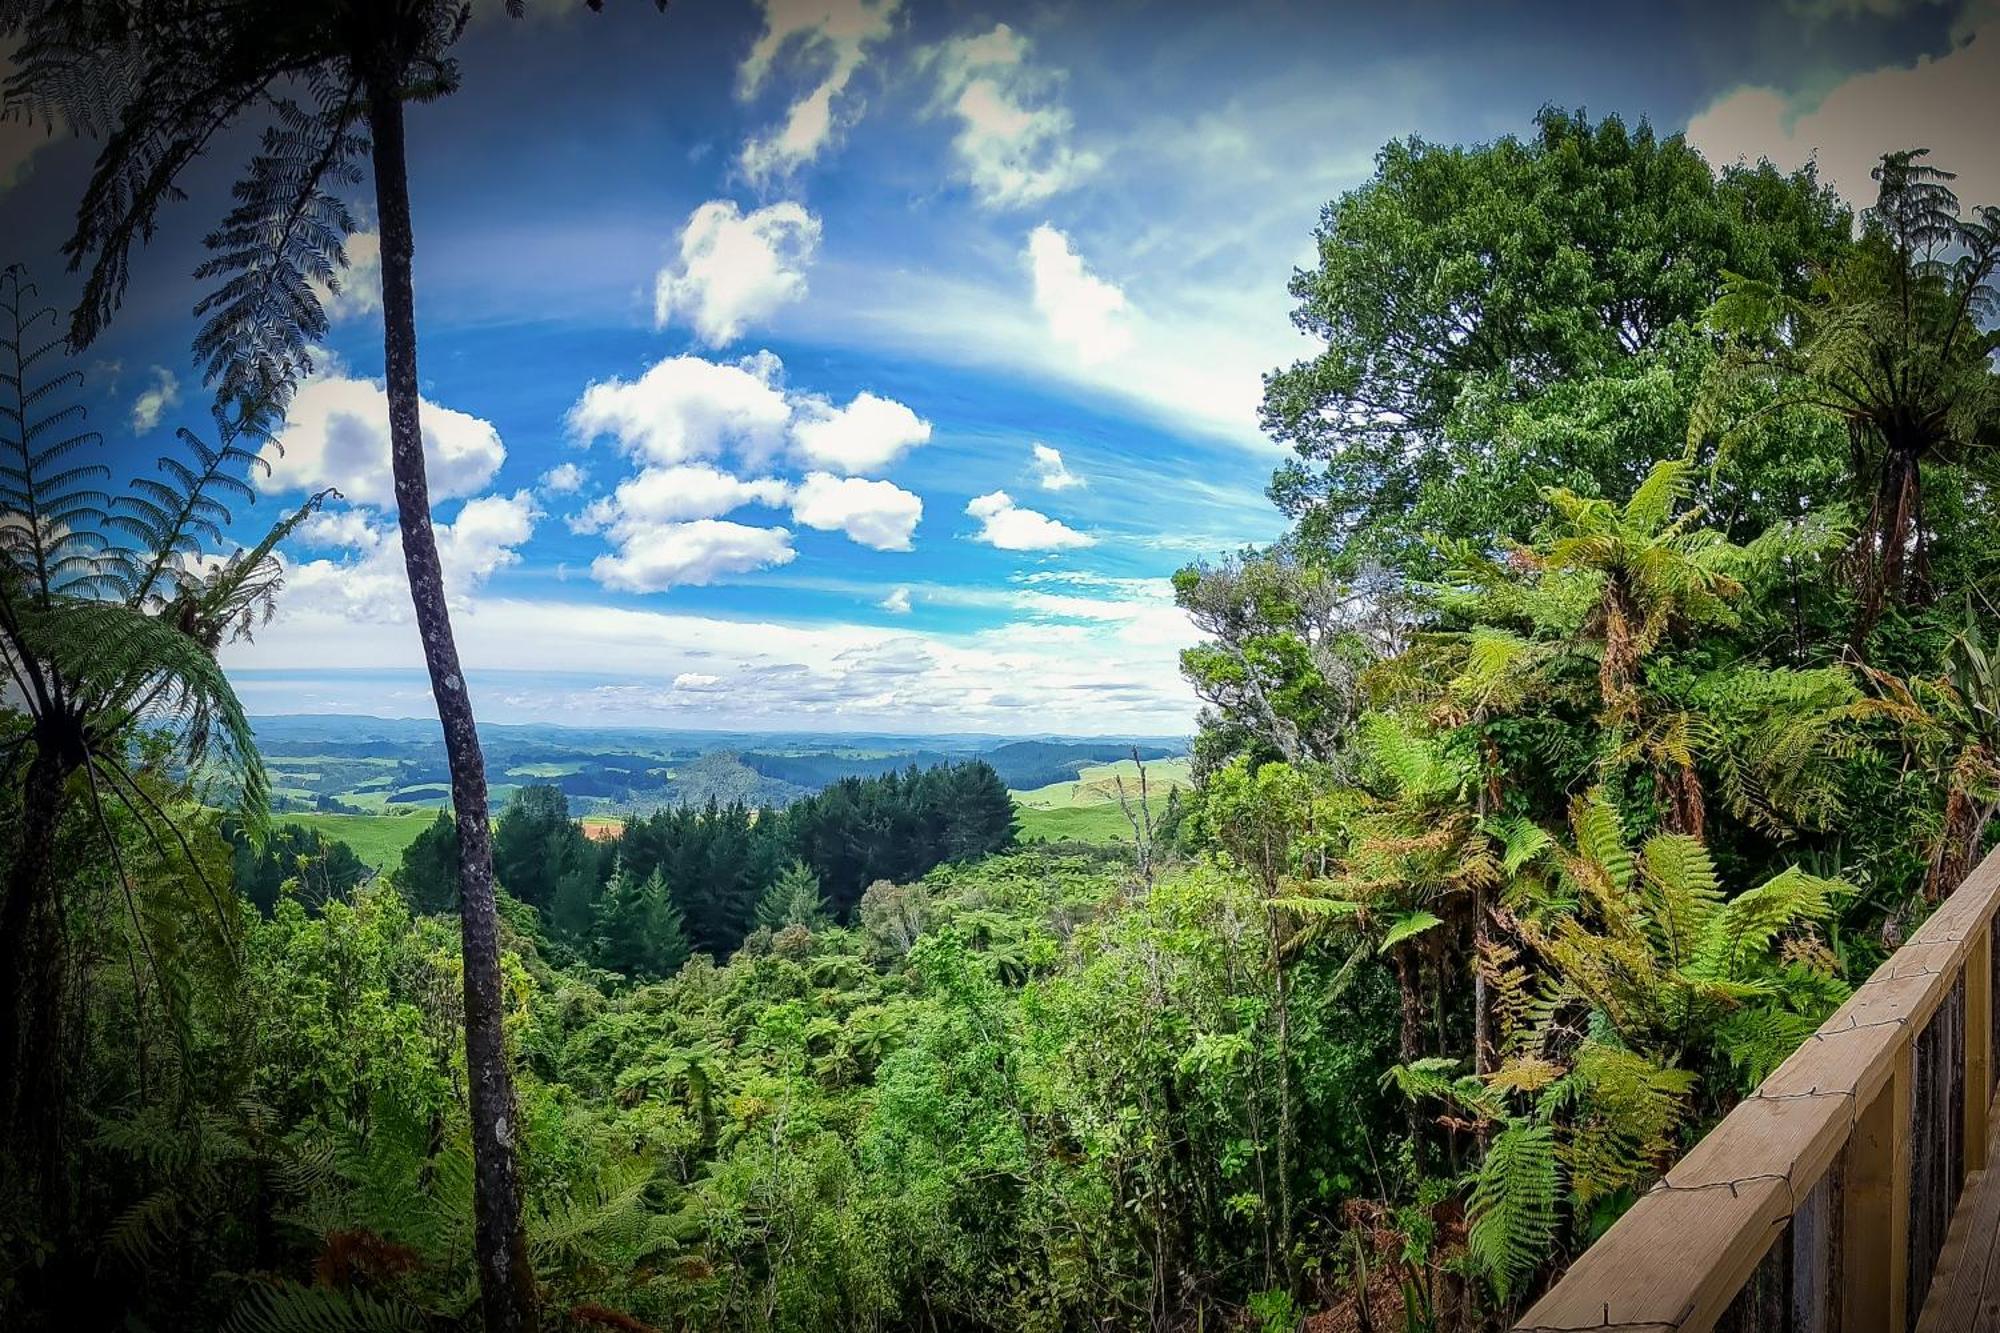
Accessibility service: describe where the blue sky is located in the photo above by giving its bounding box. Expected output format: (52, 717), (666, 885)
(2, 0), (1993, 734)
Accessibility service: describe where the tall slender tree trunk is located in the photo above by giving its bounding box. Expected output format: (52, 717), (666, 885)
(1855, 442), (1924, 652)
(366, 79), (535, 1333)
(0, 743), (70, 1130)
(1263, 903), (1296, 1289)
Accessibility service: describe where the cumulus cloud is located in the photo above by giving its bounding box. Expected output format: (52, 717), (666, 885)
(790, 471), (921, 549)
(282, 489), (540, 620)
(265, 375), (507, 507)
(226, 581), (1200, 733)
(1687, 10), (2000, 211)
(129, 366), (180, 434)
(592, 519), (796, 592)
(600, 464), (791, 526)
(1029, 442), (1083, 491)
(1026, 225), (1133, 365)
(965, 490), (1093, 550)
(880, 585), (912, 614)
(738, 0), (901, 181)
(313, 229), (382, 322)
(567, 353), (791, 466)
(539, 462), (587, 494)
(655, 200), (821, 345)
(790, 390), (931, 474)
(929, 24), (1097, 206)
(561, 352), (936, 585)
(297, 508), (385, 551)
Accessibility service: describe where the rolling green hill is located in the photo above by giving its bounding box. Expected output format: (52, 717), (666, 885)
(1011, 757), (1192, 810)
(282, 811), (439, 871)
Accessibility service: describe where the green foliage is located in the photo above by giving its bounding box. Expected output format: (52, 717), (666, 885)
(1466, 1121), (1558, 1303)
(756, 859), (832, 932)
(593, 867), (690, 984)
(12, 106), (2000, 1333)
(391, 810), (459, 915)
(230, 820), (367, 916)
(1707, 149), (2000, 630)
(1264, 107), (1849, 570)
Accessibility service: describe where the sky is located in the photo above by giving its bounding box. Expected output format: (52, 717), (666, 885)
(2, 0), (1995, 735)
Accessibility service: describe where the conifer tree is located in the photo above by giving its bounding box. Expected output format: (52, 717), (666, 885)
(594, 867), (689, 984)
(755, 860), (832, 932)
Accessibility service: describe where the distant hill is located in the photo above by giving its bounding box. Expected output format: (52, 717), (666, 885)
(250, 715), (1186, 819)
(979, 740), (1181, 790)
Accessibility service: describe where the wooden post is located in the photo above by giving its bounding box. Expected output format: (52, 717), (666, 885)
(1846, 1040), (1913, 1333)
(1969, 927), (1992, 1176)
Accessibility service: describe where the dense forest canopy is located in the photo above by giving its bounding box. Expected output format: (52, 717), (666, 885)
(0, 49), (1997, 1333)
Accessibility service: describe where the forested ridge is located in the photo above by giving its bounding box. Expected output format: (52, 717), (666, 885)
(1, 25), (1998, 1332)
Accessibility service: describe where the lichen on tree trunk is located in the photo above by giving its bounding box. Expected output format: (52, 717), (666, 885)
(365, 77), (536, 1333)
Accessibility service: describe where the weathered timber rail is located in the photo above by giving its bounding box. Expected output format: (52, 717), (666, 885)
(1518, 844), (2000, 1333)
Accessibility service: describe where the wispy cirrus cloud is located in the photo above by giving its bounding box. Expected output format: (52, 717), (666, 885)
(927, 24), (1097, 207)
(738, 0), (902, 182)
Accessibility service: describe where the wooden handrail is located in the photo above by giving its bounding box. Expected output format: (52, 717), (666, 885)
(1517, 845), (2000, 1333)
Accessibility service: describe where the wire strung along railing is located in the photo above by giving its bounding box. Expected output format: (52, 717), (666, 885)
(1516, 845), (2000, 1333)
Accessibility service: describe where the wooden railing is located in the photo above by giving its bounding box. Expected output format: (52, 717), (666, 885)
(1517, 845), (2000, 1333)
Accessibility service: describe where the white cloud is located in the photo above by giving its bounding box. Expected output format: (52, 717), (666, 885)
(227, 582), (1199, 733)
(1687, 11), (2000, 212)
(655, 200), (821, 346)
(1026, 225), (1133, 365)
(929, 24), (1097, 207)
(440, 492), (542, 586)
(539, 461), (587, 494)
(281, 490), (539, 620)
(603, 464), (792, 525)
(574, 464), (794, 586)
(567, 353), (791, 466)
(1029, 442), (1083, 491)
(314, 229), (382, 322)
(264, 375), (507, 507)
(790, 390), (931, 473)
(738, 0), (901, 181)
(592, 518), (796, 592)
(297, 508), (385, 551)
(880, 585), (912, 614)
(965, 490), (1094, 551)
(790, 471), (921, 549)
(129, 366), (180, 434)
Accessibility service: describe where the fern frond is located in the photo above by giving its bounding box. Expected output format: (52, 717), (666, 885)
(222, 1283), (427, 1333)
(1467, 1121), (1560, 1302)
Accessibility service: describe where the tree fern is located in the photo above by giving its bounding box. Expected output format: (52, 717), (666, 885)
(1466, 1120), (1559, 1302)
(1697, 865), (1841, 979)
(192, 67), (367, 429)
(1638, 833), (1721, 969)
(1377, 910), (1444, 955)
(1566, 792), (1634, 895)
(108, 415), (266, 611)
(0, 265), (115, 607)
(222, 1283), (428, 1333)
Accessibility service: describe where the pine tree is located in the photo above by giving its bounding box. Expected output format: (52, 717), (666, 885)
(755, 860), (832, 932)
(492, 784), (580, 912)
(594, 868), (690, 984)
(549, 861), (600, 945)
